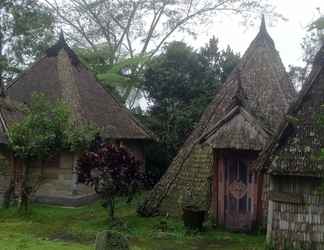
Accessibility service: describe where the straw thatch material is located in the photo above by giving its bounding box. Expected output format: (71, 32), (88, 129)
(138, 17), (296, 216)
(7, 33), (152, 140)
(257, 45), (324, 177)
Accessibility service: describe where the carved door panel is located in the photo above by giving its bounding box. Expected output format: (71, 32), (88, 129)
(224, 156), (255, 231)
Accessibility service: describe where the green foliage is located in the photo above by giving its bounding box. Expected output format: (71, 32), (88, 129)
(65, 123), (99, 153)
(0, 0), (54, 83)
(78, 46), (148, 105)
(0, 197), (265, 250)
(9, 93), (69, 161)
(141, 39), (239, 178)
(97, 56), (147, 88)
(289, 14), (324, 89)
(309, 16), (324, 32)
(9, 93), (98, 161)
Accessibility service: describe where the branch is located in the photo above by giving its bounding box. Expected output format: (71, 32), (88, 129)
(114, 1), (139, 60)
(126, 32), (134, 58)
(140, 2), (166, 55)
(44, 0), (98, 52)
(150, 0), (233, 57)
(77, 0), (113, 50)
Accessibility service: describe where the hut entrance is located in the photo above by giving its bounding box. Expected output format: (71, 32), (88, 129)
(214, 150), (259, 231)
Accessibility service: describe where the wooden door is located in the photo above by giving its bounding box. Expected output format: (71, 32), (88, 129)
(216, 151), (258, 231)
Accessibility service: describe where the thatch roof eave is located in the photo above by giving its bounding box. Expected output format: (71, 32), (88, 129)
(255, 45), (324, 175)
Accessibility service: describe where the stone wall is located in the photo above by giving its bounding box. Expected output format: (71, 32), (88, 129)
(159, 144), (213, 216)
(0, 153), (10, 200)
(30, 152), (95, 206)
(267, 175), (324, 249)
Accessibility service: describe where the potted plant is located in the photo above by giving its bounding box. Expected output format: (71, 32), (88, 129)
(181, 188), (206, 231)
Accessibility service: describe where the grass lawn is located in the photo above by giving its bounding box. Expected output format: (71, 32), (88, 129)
(0, 196), (265, 250)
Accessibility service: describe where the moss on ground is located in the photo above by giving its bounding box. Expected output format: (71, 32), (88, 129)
(0, 196), (265, 250)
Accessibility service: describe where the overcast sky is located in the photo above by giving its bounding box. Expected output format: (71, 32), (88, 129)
(183, 0), (323, 69)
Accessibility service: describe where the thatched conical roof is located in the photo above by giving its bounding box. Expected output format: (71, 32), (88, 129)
(7, 33), (153, 140)
(256, 45), (324, 177)
(138, 17), (296, 216)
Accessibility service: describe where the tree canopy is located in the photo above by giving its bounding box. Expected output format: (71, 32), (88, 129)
(288, 13), (324, 90)
(9, 93), (98, 162)
(141, 39), (240, 180)
(44, 0), (279, 104)
(0, 0), (54, 94)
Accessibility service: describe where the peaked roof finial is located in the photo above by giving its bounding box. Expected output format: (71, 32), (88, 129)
(46, 29), (80, 65)
(249, 13), (274, 49)
(260, 14), (266, 33)
(59, 29), (65, 43)
(232, 69), (245, 107)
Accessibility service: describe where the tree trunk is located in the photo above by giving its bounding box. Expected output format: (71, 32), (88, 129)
(71, 153), (79, 195)
(18, 162), (30, 213)
(2, 156), (16, 208)
(2, 179), (15, 209)
(107, 197), (115, 220)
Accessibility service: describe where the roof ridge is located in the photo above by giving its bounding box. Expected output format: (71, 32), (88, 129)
(74, 60), (155, 140)
(6, 55), (47, 91)
(57, 49), (84, 122)
(241, 16), (275, 59)
(46, 31), (80, 65)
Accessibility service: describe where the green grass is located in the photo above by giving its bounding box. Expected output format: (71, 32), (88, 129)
(0, 196), (265, 250)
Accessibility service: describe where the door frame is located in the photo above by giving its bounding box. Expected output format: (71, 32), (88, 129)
(212, 149), (262, 230)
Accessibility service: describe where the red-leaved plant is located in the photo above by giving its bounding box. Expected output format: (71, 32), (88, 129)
(77, 136), (143, 220)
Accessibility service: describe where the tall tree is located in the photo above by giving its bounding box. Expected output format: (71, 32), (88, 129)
(289, 13), (324, 90)
(142, 40), (239, 181)
(0, 0), (54, 95)
(44, 0), (279, 104)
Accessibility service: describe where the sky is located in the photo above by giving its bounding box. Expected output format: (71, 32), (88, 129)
(182, 0), (323, 69)
(46, 0), (323, 69)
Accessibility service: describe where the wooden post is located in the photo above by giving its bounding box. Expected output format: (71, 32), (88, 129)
(256, 173), (264, 226)
(212, 150), (219, 222)
(218, 151), (225, 225)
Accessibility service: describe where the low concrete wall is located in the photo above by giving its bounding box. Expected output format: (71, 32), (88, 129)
(30, 152), (95, 205)
(34, 193), (99, 207)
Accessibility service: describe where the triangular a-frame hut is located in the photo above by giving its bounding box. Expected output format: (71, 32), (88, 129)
(139, 17), (296, 231)
(5, 33), (153, 206)
(256, 46), (324, 248)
